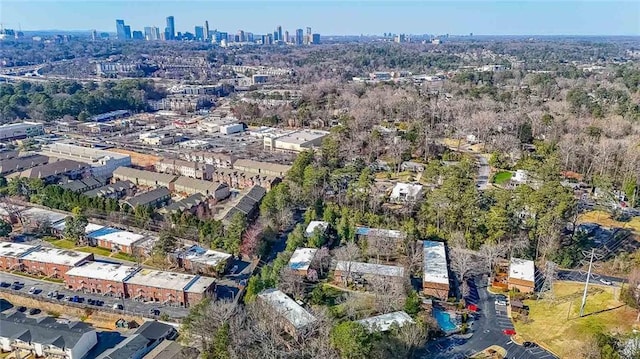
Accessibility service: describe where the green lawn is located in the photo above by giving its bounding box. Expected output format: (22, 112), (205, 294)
(51, 239), (77, 249)
(76, 246), (113, 257)
(112, 252), (138, 262)
(492, 171), (513, 185)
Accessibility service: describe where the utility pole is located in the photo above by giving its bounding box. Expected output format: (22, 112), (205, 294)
(579, 249), (595, 317)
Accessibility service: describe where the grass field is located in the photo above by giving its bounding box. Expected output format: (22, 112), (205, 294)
(76, 246), (113, 257)
(492, 171), (513, 185)
(513, 282), (637, 358)
(112, 252), (137, 262)
(578, 210), (640, 234)
(51, 239), (76, 249)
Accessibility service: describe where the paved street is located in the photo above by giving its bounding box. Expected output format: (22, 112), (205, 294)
(0, 271), (189, 319)
(421, 277), (558, 359)
(557, 269), (625, 286)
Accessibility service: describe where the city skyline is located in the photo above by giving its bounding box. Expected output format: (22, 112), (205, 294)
(2, 1), (639, 36)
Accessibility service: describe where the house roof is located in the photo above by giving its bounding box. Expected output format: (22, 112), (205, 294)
(0, 155), (49, 175)
(233, 159), (291, 175)
(305, 221), (328, 236)
(173, 177), (226, 195)
(356, 227), (405, 239)
(135, 320), (176, 341)
(390, 182), (423, 199)
(0, 312), (95, 350)
(22, 207), (67, 225)
(288, 248), (318, 272)
(17, 159), (87, 179)
(113, 167), (177, 185)
(162, 193), (206, 213)
(245, 185), (267, 202)
(125, 269), (213, 293)
(20, 247), (92, 266)
(423, 241), (449, 285)
(97, 333), (149, 359)
(335, 261), (405, 278)
(509, 257), (535, 283)
(177, 245), (232, 268)
(87, 227), (145, 247)
(356, 311), (415, 332)
(258, 289), (316, 330)
(0, 242), (37, 258)
(84, 180), (135, 198)
(123, 187), (170, 208)
(66, 261), (139, 282)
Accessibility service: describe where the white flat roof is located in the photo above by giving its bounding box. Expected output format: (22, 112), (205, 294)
(357, 311), (414, 332)
(258, 289), (316, 329)
(184, 275), (216, 294)
(423, 241), (449, 285)
(66, 261), (138, 282)
(356, 227), (405, 239)
(22, 207), (67, 225)
(186, 249), (232, 267)
(509, 257), (535, 283)
(288, 248), (318, 272)
(125, 269), (199, 291)
(52, 221), (105, 234)
(21, 247), (91, 266)
(0, 242), (36, 258)
(305, 221), (328, 236)
(274, 129), (329, 145)
(87, 227), (145, 246)
(335, 261), (405, 278)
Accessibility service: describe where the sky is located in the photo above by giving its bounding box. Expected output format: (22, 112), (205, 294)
(1, 1), (639, 36)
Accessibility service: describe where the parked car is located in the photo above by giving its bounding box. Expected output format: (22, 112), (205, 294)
(95, 300), (104, 307)
(28, 287), (36, 294)
(495, 299), (507, 306)
(46, 291), (54, 298)
(523, 341), (537, 348)
(503, 329), (516, 336)
(87, 299), (96, 305)
(0, 281), (9, 288)
(72, 295), (80, 303)
(64, 295), (71, 301)
(599, 278), (613, 285)
(53, 290), (59, 299)
(28, 308), (41, 315)
(17, 306), (27, 312)
(149, 308), (160, 316)
(11, 281), (22, 290)
(113, 303), (124, 310)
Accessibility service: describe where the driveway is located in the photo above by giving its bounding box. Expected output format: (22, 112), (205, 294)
(476, 155), (490, 190)
(421, 277), (558, 359)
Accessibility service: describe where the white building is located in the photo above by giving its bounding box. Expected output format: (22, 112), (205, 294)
(263, 129), (329, 153)
(156, 158), (214, 180)
(305, 221), (328, 237)
(220, 123), (244, 135)
(390, 183), (424, 202)
(257, 289), (316, 335)
(508, 257), (535, 293)
(513, 170), (528, 183)
(40, 143), (131, 178)
(356, 311), (414, 332)
(334, 261), (405, 281)
(288, 248), (318, 275)
(423, 240), (450, 300)
(0, 122), (44, 141)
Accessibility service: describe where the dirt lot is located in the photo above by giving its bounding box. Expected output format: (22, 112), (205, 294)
(578, 210), (640, 234)
(513, 282), (638, 358)
(109, 148), (161, 168)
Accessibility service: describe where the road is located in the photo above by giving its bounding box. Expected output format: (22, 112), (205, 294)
(476, 155), (490, 190)
(0, 271), (189, 320)
(557, 269), (625, 286)
(421, 277), (558, 359)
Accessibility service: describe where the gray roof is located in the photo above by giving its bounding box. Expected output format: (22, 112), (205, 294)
(97, 334), (150, 359)
(59, 177), (105, 193)
(0, 155), (49, 175)
(17, 159), (87, 179)
(222, 185), (266, 222)
(162, 193), (206, 213)
(0, 312), (95, 350)
(245, 185), (267, 202)
(124, 187), (170, 208)
(135, 320), (176, 341)
(113, 166), (177, 185)
(84, 180), (135, 198)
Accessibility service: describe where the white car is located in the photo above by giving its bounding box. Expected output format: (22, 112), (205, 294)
(599, 278), (613, 285)
(27, 287), (36, 294)
(495, 299), (507, 306)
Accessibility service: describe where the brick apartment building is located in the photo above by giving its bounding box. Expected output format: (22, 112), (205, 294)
(20, 247), (93, 279)
(65, 261), (140, 297)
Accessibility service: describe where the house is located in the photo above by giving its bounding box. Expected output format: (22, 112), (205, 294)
(213, 168), (279, 190)
(172, 245), (232, 275)
(21, 207), (68, 229)
(65, 261), (140, 297)
(186, 151), (236, 168)
(9, 160), (88, 183)
(356, 227), (406, 257)
(0, 154), (49, 176)
(84, 180), (136, 199)
(0, 242), (37, 272)
(40, 143), (132, 178)
(97, 321), (176, 359)
(288, 248), (318, 276)
(160, 193), (207, 215)
(513, 170), (528, 184)
(390, 183), (424, 202)
(19, 247), (93, 279)
(508, 258), (535, 293)
(305, 221), (328, 237)
(124, 269), (216, 307)
(356, 311), (414, 332)
(86, 227), (146, 254)
(0, 312), (97, 359)
(123, 187), (171, 209)
(59, 177), (105, 193)
(51, 222), (105, 240)
(222, 186), (267, 222)
(172, 176), (230, 200)
(422, 241), (450, 300)
(232, 159), (291, 177)
(257, 289), (316, 337)
(113, 167), (177, 190)
(155, 158), (214, 180)
(334, 261), (405, 285)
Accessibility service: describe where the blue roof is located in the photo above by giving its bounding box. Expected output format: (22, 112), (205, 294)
(356, 227), (370, 235)
(87, 227), (120, 238)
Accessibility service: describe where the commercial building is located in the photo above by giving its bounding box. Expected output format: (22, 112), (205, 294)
(9, 160), (88, 183)
(262, 129), (329, 153)
(173, 245), (232, 275)
(113, 167), (177, 190)
(65, 261), (140, 297)
(219, 123), (244, 135)
(40, 143), (131, 178)
(0, 122), (44, 141)
(257, 289), (316, 336)
(233, 159), (291, 177)
(288, 248), (318, 276)
(173, 177), (229, 200)
(185, 151), (236, 168)
(156, 158), (214, 180)
(122, 187), (171, 209)
(423, 241), (450, 300)
(0, 242), (36, 272)
(390, 183), (424, 202)
(0, 155), (49, 176)
(20, 247), (93, 279)
(334, 261), (405, 284)
(508, 257), (535, 293)
(86, 226), (146, 254)
(124, 269), (216, 307)
(356, 311), (414, 333)
(0, 312), (97, 359)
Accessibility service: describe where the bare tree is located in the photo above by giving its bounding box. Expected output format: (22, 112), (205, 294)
(368, 275), (406, 313)
(311, 247), (331, 277)
(335, 241), (362, 286)
(479, 242), (507, 275)
(278, 267), (306, 300)
(449, 246), (483, 297)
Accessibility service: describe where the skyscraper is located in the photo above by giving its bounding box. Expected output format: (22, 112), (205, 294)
(277, 25), (282, 42)
(165, 16), (175, 40)
(132, 31), (144, 40)
(295, 28), (303, 45)
(91, 29), (97, 41)
(305, 27), (312, 45)
(124, 25), (132, 40)
(152, 27), (161, 40)
(144, 27), (152, 40)
(195, 26), (204, 40)
(116, 19), (128, 40)
(204, 21), (210, 41)
(284, 31), (289, 43)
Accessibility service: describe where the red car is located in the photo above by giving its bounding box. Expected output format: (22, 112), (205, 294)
(503, 329), (516, 336)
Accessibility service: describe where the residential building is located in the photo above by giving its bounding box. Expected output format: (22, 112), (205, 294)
(185, 151), (236, 168)
(305, 221), (328, 237)
(113, 167), (177, 190)
(257, 289), (316, 336)
(20, 247), (93, 279)
(222, 185), (266, 222)
(59, 177), (105, 193)
(212, 168), (279, 190)
(0, 154), (49, 176)
(173, 177), (230, 200)
(51, 222), (105, 240)
(86, 227), (146, 254)
(96, 63), (140, 76)
(40, 143), (132, 178)
(89, 110), (131, 123)
(288, 248), (318, 276)
(0, 312), (97, 359)
(156, 159), (214, 180)
(122, 187), (171, 209)
(356, 311), (414, 332)
(116, 19), (130, 39)
(65, 261), (140, 297)
(390, 183), (424, 202)
(0, 122), (43, 141)
(356, 226), (406, 257)
(124, 269), (216, 307)
(262, 129), (329, 153)
(508, 257), (535, 293)
(423, 241), (450, 300)
(233, 159), (291, 177)
(98, 321), (177, 359)
(84, 180), (136, 199)
(334, 261), (405, 285)
(0, 242), (36, 272)
(311, 33), (320, 44)
(21, 207), (68, 229)
(513, 170), (528, 183)
(160, 193), (207, 215)
(9, 160), (88, 183)
(172, 245), (232, 275)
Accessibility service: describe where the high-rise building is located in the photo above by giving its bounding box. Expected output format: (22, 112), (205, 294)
(144, 27), (152, 40)
(305, 27), (312, 45)
(124, 25), (132, 40)
(166, 16), (175, 40)
(116, 19), (129, 40)
(91, 29), (97, 41)
(238, 30), (246, 42)
(276, 25), (282, 42)
(195, 26), (204, 40)
(152, 27), (161, 40)
(284, 30), (289, 43)
(312, 33), (321, 44)
(204, 21), (210, 41)
(295, 28), (303, 45)
(132, 30), (144, 40)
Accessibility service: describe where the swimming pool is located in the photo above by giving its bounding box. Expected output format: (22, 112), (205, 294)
(434, 308), (457, 332)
